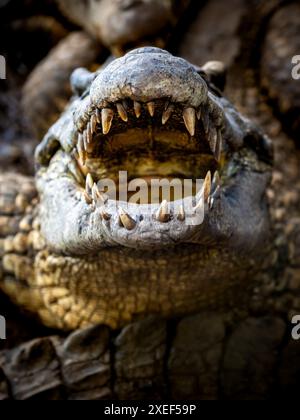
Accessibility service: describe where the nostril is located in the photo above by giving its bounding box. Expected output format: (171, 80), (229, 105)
(117, 0), (143, 11)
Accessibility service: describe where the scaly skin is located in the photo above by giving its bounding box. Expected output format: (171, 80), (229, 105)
(0, 48), (272, 331)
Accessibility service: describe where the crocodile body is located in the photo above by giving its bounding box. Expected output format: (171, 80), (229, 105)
(0, 0), (300, 401)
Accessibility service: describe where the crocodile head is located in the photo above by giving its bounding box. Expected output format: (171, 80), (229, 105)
(57, 0), (190, 54)
(35, 48), (273, 328)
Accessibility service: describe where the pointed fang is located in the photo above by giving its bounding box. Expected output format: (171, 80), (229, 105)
(102, 109), (114, 135)
(156, 200), (170, 223)
(134, 101), (142, 118)
(183, 107), (196, 137)
(86, 173), (94, 193)
(100, 210), (111, 221)
(177, 205), (185, 222)
(117, 103), (128, 122)
(203, 171), (212, 203)
(162, 104), (174, 125)
(147, 102), (155, 117)
(119, 208), (136, 231)
(83, 191), (93, 205)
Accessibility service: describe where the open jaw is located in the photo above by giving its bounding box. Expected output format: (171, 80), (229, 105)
(36, 48), (273, 256)
(76, 98), (222, 219)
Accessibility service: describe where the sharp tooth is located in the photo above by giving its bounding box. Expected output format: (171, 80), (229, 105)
(197, 108), (202, 120)
(91, 114), (97, 133)
(134, 101), (142, 118)
(100, 210), (111, 221)
(82, 130), (88, 151)
(77, 147), (85, 165)
(183, 107), (196, 137)
(117, 103), (128, 122)
(177, 205), (185, 222)
(83, 191), (93, 205)
(87, 122), (93, 143)
(147, 102), (155, 117)
(102, 109), (114, 135)
(156, 200), (170, 223)
(92, 183), (108, 206)
(119, 208), (136, 231)
(92, 183), (99, 202)
(202, 110), (210, 134)
(162, 104), (174, 125)
(212, 171), (221, 191)
(86, 173), (94, 193)
(208, 127), (218, 153)
(203, 171), (212, 203)
(68, 160), (85, 185)
(195, 171), (211, 209)
(215, 129), (223, 162)
(77, 134), (86, 165)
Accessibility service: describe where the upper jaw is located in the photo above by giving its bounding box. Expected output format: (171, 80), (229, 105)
(89, 48), (208, 109)
(35, 48), (243, 165)
(73, 48), (228, 165)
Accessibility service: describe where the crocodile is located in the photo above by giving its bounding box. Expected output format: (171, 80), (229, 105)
(0, 47), (273, 332)
(1, 0), (300, 401)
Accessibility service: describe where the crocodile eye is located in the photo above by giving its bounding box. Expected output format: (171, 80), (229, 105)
(35, 134), (61, 167)
(70, 68), (96, 97)
(201, 61), (227, 92)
